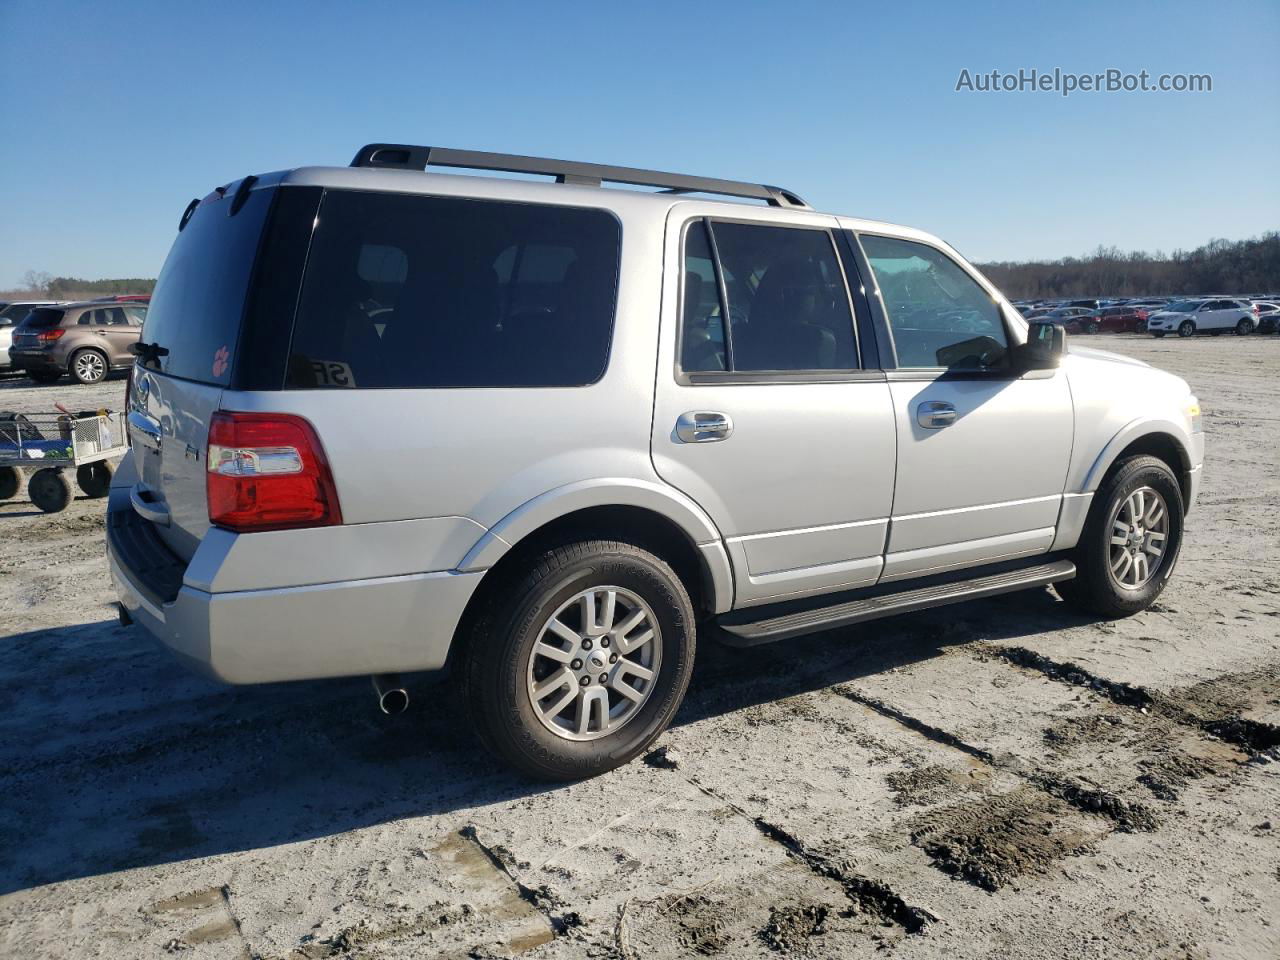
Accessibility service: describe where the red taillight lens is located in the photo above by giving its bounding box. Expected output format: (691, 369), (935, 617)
(36, 329), (66, 342)
(206, 412), (342, 532)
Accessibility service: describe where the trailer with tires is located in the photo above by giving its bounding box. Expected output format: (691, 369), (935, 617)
(0, 411), (124, 513)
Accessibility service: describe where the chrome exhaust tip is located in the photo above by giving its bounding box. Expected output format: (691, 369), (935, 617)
(371, 674), (409, 715)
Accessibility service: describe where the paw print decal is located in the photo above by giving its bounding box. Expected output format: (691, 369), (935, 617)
(212, 345), (230, 378)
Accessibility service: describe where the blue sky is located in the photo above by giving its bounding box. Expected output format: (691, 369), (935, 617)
(1, 0), (1276, 287)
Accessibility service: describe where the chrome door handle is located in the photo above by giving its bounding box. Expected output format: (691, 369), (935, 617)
(917, 401), (957, 429)
(676, 411), (733, 443)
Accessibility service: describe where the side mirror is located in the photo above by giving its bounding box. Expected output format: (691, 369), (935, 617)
(1019, 320), (1066, 371)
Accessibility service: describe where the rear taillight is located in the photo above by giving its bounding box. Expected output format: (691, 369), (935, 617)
(207, 412), (342, 532)
(36, 329), (66, 342)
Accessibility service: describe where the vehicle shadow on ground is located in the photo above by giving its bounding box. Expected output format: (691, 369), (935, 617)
(0, 589), (1093, 895)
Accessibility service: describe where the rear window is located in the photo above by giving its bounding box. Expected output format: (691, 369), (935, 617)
(284, 190), (621, 389)
(141, 185), (275, 384)
(21, 307), (65, 329)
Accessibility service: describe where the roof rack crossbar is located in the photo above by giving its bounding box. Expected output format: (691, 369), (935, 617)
(350, 143), (809, 209)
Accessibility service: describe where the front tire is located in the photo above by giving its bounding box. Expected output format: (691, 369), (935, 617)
(0, 465), (23, 500)
(1177, 320), (1195, 338)
(461, 540), (696, 780)
(1057, 455), (1183, 618)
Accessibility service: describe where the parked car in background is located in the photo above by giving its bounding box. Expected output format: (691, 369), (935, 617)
(1067, 304), (1150, 334)
(1146, 299), (1255, 338)
(8, 301), (147, 383)
(0, 301), (58, 371)
(1252, 301), (1279, 334)
(1066, 298), (1101, 310)
(1029, 306), (1095, 325)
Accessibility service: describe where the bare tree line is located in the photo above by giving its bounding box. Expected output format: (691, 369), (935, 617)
(978, 232), (1280, 299)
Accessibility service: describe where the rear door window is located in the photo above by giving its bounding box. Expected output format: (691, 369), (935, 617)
(680, 220), (857, 374)
(285, 190), (621, 389)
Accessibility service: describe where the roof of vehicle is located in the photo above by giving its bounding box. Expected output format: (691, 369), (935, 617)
(231, 145), (945, 250)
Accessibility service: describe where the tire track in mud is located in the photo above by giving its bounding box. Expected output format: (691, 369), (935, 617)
(990, 645), (1280, 757)
(677, 775), (940, 934)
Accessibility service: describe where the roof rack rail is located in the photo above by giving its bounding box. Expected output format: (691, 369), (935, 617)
(350, 143), (809, 209)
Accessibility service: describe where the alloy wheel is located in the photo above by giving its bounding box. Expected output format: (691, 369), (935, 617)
(1107, 486), (1170, 589)
(526, 586), (662, 741)
(74, 352), (106, 383)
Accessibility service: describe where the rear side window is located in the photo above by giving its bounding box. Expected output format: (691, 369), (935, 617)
(142, 185), (275, 384)
(680, 220), (857, 374)
(285, 190), (621, 389)
(21, 307), (64, 329)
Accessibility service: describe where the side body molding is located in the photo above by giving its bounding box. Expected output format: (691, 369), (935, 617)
(457, 477), (735, 613)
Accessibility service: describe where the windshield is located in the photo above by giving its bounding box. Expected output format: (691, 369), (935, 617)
(1166, 300), (1201, 312)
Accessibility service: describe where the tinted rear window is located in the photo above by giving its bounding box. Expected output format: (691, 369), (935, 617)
(21, 308), (65, 329)
(284, 190), (620, 389)
(141, 185), (275, 384)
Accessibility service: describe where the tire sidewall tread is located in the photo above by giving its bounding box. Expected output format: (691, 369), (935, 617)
(1064, 455), (1184, 618)
(461, 539), (695, 780)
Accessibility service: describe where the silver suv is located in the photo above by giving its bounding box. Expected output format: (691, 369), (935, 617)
(108, 144), (1204, 779)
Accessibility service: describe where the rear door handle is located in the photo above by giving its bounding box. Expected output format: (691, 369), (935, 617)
(675, 411), (733, 443)
(917, 401), (957, 429)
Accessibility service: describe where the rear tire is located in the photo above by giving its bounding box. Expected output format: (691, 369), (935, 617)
(0, 465), (23, 500)
(70, 349), (108, 385)
(1086, 322), (1101, 335)
(1177, 320), (1195, 338)
(28, 468), (73, 513)
(1235, 318), (1253, 336)
(76, 460), (114, 498)
(1057, 455), (1183, 618)
(461, 540), (696, 780)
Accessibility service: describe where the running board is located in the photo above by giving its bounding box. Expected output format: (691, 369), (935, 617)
(717, 559), (1076, 646)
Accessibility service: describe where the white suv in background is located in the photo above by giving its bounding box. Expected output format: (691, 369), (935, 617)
(1147, 298), (1256, 337)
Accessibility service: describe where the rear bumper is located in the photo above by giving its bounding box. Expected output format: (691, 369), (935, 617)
(7, 349), (60, 371)
(106, 482), (485, 684)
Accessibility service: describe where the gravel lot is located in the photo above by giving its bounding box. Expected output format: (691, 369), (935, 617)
(1, 335), (1278, 960)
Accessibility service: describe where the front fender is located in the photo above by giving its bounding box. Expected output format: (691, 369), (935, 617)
(1080, 417), (1196, 494)
(457, 477), (734, 613)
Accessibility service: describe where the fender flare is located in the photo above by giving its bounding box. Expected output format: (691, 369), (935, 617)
(457, 477), (734, 613)
(1080, 417), (1194, 494)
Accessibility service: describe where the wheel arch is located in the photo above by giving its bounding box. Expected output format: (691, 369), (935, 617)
(1082, 421), (1194, 511)
(459, 478), (733, 612)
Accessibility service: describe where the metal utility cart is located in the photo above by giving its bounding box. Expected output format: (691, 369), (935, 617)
(0, 411), (126, 513)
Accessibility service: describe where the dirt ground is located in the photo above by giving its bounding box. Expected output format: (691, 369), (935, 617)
(1, 335), (1278, 960)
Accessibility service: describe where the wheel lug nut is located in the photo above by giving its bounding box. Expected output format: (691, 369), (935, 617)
(610, 653), (618, 664)
(571, 658), (583, 670)
(600, 637), (610, 648)
(579, 675), (591, 686)
(582, 639), (593, 651)
(599, 673), (609, 684)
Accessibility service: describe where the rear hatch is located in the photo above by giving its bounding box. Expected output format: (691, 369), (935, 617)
(127, 178), (320, 561)
(11, 307), (65, 350)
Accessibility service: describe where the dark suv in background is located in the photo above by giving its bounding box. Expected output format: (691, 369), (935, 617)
(8, 301), (147, 383)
